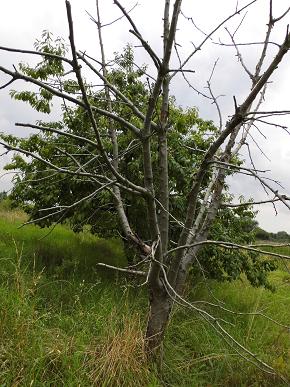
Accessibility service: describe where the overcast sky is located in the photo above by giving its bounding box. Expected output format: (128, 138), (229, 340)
(0, 0), (290, 233)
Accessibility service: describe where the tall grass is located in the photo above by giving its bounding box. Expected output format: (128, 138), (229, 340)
(0, 233), (153, 385)
(163, 272), (290, 386)
(0, 204), (289, 385)
(0, 208), (126, 281)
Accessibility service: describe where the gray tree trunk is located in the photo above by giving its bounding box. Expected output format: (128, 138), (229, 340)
(145, 285), (172, 361)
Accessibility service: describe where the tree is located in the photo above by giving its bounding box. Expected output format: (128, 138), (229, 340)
(1, 0), (290, 377)
(4, 44), (275, 290)
(0, 191), (7, 201)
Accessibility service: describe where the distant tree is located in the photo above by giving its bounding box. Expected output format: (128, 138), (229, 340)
(276, 231), (290, 242)
(0, 191), (7, 201)
(255, 227), (271, 241)
(255, 228), (290, 242)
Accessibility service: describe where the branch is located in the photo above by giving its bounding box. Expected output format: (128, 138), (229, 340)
(247, 110), (290, 116)
(213, 40), (280, 48)
(0, 45), (72, 65)
(166, 240), (290, 261)
(94, 0), (151, 258)
(222, 196), (290, 207)
(77, 52), (157, 134)
(21, 182), (113, 226)
(15, 122), (99, 148)
(0, 140), (103, 179)
(254, 4), (274, 79)
(96, 262), (146, 276)
(0, 78), (16, 90)
(206, 59), (223, 131)
(225, 27), (254, 80)
(177, 27), (290, 254)
(0, 65), (140, 136)
(272, 5), (290, 24)
(159, 264), (285, 379)
(170, 0), (257, 78)
(113, 0), (161, 68)
(86, 2), (138, 29)
(65, 0), (148, 196)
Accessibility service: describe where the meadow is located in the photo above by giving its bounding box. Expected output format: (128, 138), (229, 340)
(0, 201), (289, 386)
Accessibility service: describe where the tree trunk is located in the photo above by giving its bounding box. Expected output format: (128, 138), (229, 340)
(145, 285), (172, 364)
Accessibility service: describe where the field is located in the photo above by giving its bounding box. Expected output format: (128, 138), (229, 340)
(0, 202), (289, 386)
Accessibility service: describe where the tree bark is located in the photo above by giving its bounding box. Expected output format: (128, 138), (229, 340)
(145, 284), (172, 363)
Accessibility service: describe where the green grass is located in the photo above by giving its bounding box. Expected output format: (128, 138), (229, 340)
(0, 207), (126, 281)
(261, 244), (290, 273)
(0, 205), (289, 386)
(164, 272), (290, 386)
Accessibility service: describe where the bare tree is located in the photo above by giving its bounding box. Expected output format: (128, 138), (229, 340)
(0, 0), (290, 378)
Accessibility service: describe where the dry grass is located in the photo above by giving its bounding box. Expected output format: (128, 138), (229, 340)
(86, 312), (152, 387)
(0, 207), (27, 223)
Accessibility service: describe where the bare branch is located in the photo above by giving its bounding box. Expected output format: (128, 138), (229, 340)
(166, 239), (290, 261)
(96, 262), (146, 276)
(206, 59), (223, 131)
(86, 2), (138, 28)
(65, 0), (148, 196)
(159, 264), (283, 378)
(0, 140), (103, 179)
(272, 5), (290, 24)
(0, 45), (72, 65)
(213, 40), (280, 48)
(225, 27), (254, 80)
(15, 122), (99, 148)
(180, 27), (290, 242)
(170, 0), (257, 78)
(222, 196), (290, 207)
(113, 0), (161, 69)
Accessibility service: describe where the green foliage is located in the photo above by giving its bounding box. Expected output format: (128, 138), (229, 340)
(24, 30), (66, 80)
(9, 31), (66, 114)
(10, 89), (53, 114)
(197, 206), (278, 290)
(0, 217), (126, 284)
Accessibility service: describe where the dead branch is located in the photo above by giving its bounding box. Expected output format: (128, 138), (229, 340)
(166, 239), (290, 261)
(96, 262), (146, 276)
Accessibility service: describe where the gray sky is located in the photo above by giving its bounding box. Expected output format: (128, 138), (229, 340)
(0, 0), (290, 232)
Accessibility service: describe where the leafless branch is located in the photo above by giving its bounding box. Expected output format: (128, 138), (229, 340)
(86, 2), (138, 28)
(170, 0), (257, 78)
(214, 40), (280, 48)
(159, 264), (285, 378)
(66, 0), (148, 196)
(222, 196), (290, 207)
(0, 45), (72, 65)
(225, 27), (254, 80)
(15, 122), (99, 148)
(96, 262), (146, 276)
(166, 239), (290, 261)
(113, 0), (161, 69)
(206, 59), (223, 131)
